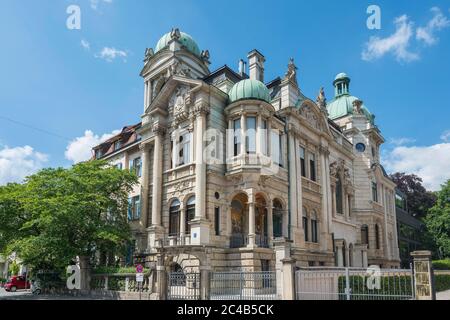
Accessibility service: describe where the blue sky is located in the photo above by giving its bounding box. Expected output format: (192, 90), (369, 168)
(0, 0), (449, 190)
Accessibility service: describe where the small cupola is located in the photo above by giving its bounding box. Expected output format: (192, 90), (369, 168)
(333, 73), (350, 97)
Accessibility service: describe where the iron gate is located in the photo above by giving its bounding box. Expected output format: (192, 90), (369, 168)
(296, 267), (415, 300)
(167, 272), (201, 300)
(210, 271), (277, 300)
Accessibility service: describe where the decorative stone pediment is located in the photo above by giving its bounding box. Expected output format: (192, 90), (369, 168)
(169, 86), (192, 124)
(299, 103), (322, 131)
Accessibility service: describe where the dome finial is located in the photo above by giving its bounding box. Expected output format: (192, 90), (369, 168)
(170, 28), (181, 40)
(284, 58), (298, 85)
(333, 72), (350, 97)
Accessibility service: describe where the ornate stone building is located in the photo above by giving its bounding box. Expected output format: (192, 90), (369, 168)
(92, 29), (400, 271)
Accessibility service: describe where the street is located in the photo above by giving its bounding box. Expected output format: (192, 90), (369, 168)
(0, 288), (108, 300)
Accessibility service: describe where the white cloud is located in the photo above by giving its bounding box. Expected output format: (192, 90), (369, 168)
(388, 137), (416, 146)
(440, 130), (450, 142)
(362, 15), (419, 62)
(65, 129), (120, 164)
(81, 39), (90, 51)
(0, 145), (49, 185)
(95, 47), (128, 62)
(383, 131), (450, 191)
(416, 7), (450, 45)
(90, 0), (113, 11)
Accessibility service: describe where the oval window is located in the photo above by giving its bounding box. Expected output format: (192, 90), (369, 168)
(356, 143), (366, 153)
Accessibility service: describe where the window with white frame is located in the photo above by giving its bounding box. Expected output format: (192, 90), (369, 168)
(129, 157), (142, 177)
(128, 196), (141, 221)
(300, 147), (306, 177)
(271, 130), (283, 167)
(246, 116), (257, 154)
(178, 132), (191, 166)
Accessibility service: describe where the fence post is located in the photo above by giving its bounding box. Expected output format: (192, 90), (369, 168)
(104, 276), (108, 291)
(78, 256), (91, 292)
(156, 254), (167, 300)
(125, 277), (129, 292)
(200, 266), (211, 300)
(411, 250), (436, 300)
(345, 268), (351, 300)
(273, 238), (295, 300)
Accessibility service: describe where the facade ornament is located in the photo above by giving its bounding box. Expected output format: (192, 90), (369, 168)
(353, 99), (363, 115)
(284, 58), (298, 85)
(152, 122), (166, 136)
(192, 101), (210, 117)
(316, 87), (327, 112)
(144, 48), (154, 64)
(201, 50), (210, 62)
(300, 104), (321, 130)
(170, 28), (181, 40)
(329, 161), (338, 178)
(168, 61), (192, 78)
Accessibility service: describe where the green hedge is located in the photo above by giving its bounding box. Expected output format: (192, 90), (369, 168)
(338, 275), (413, 300)
(92, 266), (149, 275)
(435, 275), (450, 292)
(433, 260), (450, 270)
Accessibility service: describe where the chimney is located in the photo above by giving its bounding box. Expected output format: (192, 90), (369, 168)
(247, 49), (265, 82)
(238, 59), (246, 76)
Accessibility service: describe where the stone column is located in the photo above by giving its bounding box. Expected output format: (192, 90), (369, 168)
(78, 256), (91, 292)
(179, 203), (186, 245)
(190, 103), (210, 245)
(148, 126), (165, 249)
(319, 146), (329, 251)
(156, 254), (167, 300)
(140, 143), (151, 229)
(248, 197), (256, 248)
(267, 198), (274, 247)
(411, 251), (436, 300)
(288, 127), (298, 240)
(240, 112), (246, 162)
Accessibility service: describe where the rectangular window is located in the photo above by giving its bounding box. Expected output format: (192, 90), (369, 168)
(130, 157), (142, 177)
(372, 182), (378, 202)
(303, 217), (309, 242)
(128, 196), (141, 221)
(114, 140), (122, 151)
(214, 207), (220, 236)
(233, 119), (241, 157)
(246, 116), (256, 154)
(95, 149), (103, 159)
(309, 153), (316, 181)
(300, 147), (306, 177)
(311, 220), (318, 243)
(177, 132), (191, 166)
(115, 163), (123, 170)
(279, 134), (283, 167)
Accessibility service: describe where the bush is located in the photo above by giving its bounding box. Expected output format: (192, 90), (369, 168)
(433, 260), (450, 270)
(92, 266), (149, 275)
(435, 275), (450, 292)
(338, 275), (413, 300)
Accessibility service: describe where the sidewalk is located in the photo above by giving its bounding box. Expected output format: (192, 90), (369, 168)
(437, 290), (450, 300)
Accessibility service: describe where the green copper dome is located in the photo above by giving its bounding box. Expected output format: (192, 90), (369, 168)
(327, 73), (375, 124)
(228, 79), (271, 103)
(155, 31), (201, 57)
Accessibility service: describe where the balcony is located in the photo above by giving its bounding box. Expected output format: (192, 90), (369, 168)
(230, 234), (270, 249)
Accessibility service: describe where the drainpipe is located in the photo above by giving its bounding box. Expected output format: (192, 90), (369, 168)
(284, 118), (291, 240)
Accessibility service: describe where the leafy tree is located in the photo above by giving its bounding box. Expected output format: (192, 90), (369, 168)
(390, 172), (436, 218)
(425, 180), (450, 259)
(0, 160), (138, 270)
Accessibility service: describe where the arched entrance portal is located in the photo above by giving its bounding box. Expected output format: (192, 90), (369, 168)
(230, 193), (247, 248)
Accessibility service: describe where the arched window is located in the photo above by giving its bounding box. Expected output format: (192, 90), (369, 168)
(185, 196), (195, 234)
(303, 207), (308, 242)
(311, 210), (318, 243)
(375, 224), (380, 249)
(273, 199), (283, 238)
(169, 199), (181, 236)
(361, 225), (369, 248)
(336, 176), (343, 214)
